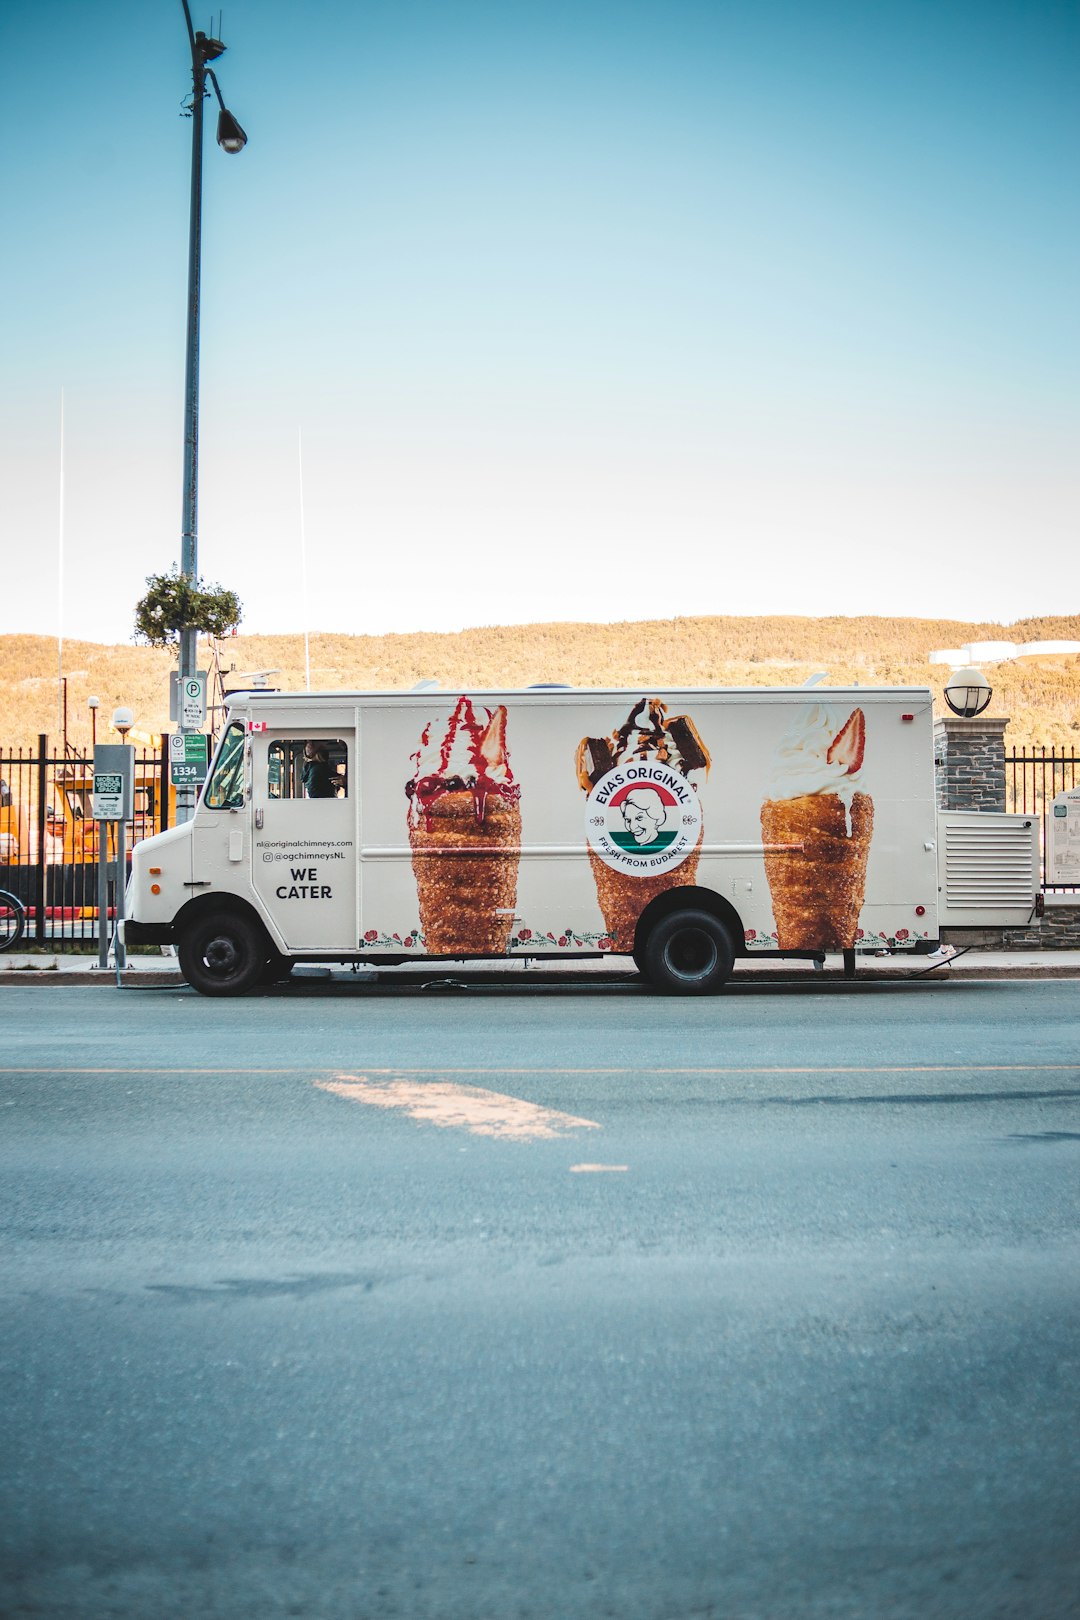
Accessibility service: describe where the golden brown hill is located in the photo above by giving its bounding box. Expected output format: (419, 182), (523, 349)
(1, 615), (1078, 755)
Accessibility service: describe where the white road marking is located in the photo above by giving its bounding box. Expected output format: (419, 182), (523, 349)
(315, 1074), (601, 1141)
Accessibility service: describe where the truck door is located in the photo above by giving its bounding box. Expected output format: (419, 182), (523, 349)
(250, 732), (356, 952)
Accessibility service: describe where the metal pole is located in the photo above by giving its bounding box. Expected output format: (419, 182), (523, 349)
(178, 1), (206, 824)
(97, 828), (109, 968)
(159, 735), (171, 832)
(114, 814), (127, 971)
(35, 734), (48, 946)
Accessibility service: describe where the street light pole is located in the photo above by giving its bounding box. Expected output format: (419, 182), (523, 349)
(178, 0), (246, 819)
(179, 3), (206, 711)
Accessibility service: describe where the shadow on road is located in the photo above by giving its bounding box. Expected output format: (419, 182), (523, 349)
(119, 970), (1010, 1000)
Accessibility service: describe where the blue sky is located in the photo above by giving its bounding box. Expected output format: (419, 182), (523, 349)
(2, 0), (1077, 645)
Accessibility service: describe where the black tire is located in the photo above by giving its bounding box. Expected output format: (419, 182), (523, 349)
(0, 890), (26, 952)
(178, 911), (268, 997)
(642, 908), (734, 995)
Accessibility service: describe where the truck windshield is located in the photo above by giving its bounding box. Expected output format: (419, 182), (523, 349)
(203, 723), (246, 809)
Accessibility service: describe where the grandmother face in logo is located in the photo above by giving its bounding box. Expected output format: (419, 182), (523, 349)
(620, 786), (668, 846)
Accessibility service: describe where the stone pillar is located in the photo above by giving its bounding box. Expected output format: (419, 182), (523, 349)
(934, 716), (1009, 812)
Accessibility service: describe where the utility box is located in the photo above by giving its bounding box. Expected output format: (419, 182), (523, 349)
(936, 810), (1039, 927)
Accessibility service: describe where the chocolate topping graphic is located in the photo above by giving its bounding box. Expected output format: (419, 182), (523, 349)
(576, 698), (711, 791)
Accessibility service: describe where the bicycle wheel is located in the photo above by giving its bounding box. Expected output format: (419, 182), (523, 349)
(0, 889), (26, 951)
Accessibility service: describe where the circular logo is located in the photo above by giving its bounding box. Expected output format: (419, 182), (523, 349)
(585, 764), (702, 876)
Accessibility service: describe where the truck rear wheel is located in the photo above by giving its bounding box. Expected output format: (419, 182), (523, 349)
(643, 908), (734, 995)
(179, 911), (267, 997)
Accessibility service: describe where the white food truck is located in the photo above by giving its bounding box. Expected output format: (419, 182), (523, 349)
(124, 685), (1039, 995)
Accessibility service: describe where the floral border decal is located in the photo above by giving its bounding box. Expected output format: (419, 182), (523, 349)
(743, 927), (932, 952)
(359, 925), (617, 953)
(510, 927), (614, 951)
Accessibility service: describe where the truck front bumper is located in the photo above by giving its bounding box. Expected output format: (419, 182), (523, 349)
(124, 920), (175, 947)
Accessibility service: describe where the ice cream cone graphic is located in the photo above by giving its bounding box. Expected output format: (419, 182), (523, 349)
(578, 699), (711, 948)
(407, 697), (521, 954)
(584, 829), (706, 948)
(760, 706), (873, 950)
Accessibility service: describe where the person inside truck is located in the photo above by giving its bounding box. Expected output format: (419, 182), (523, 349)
(302, 742), (337, 799)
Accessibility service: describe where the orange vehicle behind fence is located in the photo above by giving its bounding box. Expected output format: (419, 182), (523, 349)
(48, 761), (175, 862)
(0, 738), (174, 943)
(0, 793), (28, 866)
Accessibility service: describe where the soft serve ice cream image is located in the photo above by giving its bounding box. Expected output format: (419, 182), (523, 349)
(759, 705), (872, 950)
(406, 696), (521, 953)
(577, 698), (711, 947)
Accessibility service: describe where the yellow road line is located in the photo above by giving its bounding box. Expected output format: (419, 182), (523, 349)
(0, 1062), (1075, 1075)
(1, 1065), (1078, 1077)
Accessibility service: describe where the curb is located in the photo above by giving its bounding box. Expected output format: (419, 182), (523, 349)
(2, 958), (1079, 987)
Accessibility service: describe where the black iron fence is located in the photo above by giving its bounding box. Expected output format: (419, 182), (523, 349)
(0, 736), (169, 946)
(1, 738), (1075, 945)
(1006, 748), (1079, 893)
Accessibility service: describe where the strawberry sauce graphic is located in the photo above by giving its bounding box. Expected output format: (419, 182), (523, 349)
(406, 697), (521, 955)
(407, 696), (520, 830)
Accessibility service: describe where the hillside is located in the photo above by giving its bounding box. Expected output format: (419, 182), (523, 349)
(1, 615), (1078, 756)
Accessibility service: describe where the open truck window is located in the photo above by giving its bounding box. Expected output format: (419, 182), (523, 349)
(203, 723), (246, 810)
(268, 739), (348, 801)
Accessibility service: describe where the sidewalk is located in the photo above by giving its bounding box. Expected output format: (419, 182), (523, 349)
(2, 948), (1079, 986)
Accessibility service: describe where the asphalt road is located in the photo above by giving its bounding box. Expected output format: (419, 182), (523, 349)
(2, 977), (1079, 1619)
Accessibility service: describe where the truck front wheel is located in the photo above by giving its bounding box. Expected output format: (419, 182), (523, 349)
(643, 908), (734, 995)
(179, 911), (267, 997)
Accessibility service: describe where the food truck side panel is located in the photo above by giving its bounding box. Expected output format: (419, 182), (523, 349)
(355, 687), (939, 958)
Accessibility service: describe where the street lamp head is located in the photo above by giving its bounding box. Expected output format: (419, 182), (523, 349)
(195, 30), (227, 63)
(216, 108), (247, 154)
(112, 706), (134, 739)
(943, 667), (993, 719)
(87, 696), (100, 711)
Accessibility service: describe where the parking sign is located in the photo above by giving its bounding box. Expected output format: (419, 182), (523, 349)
(91, 773), (125, 821)
(180, 675), (207, 729)
(169, 732), (209, 786)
